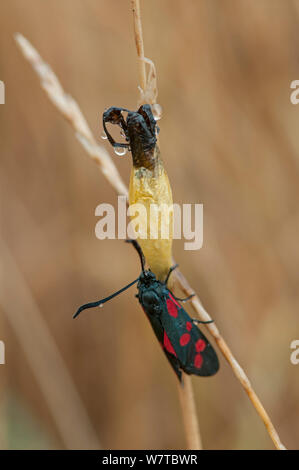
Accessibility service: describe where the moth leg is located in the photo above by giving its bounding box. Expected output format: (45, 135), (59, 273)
(164, 263), (179, 285)
(192, 318), (214, 325)
(173, 293), (195, 303)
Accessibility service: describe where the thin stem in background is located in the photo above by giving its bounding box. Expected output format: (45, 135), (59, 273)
(15, 32), (286, 450)
(0, 240), (100, 449)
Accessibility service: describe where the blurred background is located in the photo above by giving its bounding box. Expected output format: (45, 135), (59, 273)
(0, 0), (299, 450)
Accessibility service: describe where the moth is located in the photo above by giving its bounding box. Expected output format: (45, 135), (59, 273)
(74, 240), (219, 382)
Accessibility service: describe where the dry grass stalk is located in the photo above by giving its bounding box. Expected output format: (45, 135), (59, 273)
(130, 0), (202, 450)
(131, 0), (147, 94)
(175, 271), (286, 450)
(177, 375), (202, 450)
(14, 33), (127, 200)
(15, 31), (286, 450)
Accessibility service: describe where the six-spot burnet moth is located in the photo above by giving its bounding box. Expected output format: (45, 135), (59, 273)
(74, 240), (219, 382)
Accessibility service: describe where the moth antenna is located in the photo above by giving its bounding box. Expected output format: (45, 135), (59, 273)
(126, 239), (146, 274)
(73, 277), (139, 319)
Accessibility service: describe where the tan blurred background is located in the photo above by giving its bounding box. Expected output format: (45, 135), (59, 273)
(1, 0), (299, 450)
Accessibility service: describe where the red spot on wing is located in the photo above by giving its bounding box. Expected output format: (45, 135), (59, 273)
(186, 321), (193, 331)
(194, 353), (203, 369)
(180, 333), (191, 346)
(163, 331), (177, 357)
(195, 339), (206, 352)
(166, 294), (179, 318)
(169, 293), (180, 307)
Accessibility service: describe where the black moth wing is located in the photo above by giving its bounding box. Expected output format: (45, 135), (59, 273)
(160, 291), (219, 377)
(142, 308), (183, 382)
